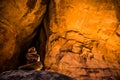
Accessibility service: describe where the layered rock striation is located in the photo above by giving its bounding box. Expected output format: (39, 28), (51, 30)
(44, 0), (120, 79)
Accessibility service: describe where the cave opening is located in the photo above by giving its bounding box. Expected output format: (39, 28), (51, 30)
(18, 0), (50, 70)
(31, 20), (47, 69)
(18, 20), (47, 70)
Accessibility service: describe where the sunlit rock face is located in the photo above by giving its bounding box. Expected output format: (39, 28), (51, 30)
(0, 0), (47, 72)
(44, 0), (120, 79)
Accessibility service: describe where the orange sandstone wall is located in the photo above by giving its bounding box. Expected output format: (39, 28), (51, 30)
(0, 0), (47, 72)
(44, 0), (120, 79)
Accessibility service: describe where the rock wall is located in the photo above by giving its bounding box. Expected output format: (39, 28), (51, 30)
(0, 0), (120, 80)
(0, 0), (47, 72)
(44, 0), (120, 79)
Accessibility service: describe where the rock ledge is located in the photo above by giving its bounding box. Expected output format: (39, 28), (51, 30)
(0, 70), (75, 80)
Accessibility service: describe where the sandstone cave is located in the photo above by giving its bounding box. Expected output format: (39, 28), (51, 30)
(0, 0), (120, 80)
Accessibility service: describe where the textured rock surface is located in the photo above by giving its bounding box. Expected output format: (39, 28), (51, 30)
(0, 70), (75, 80)
(0, 0), (47, 72)
(44, 0), (120, 79)
(0, 0), (120, 80)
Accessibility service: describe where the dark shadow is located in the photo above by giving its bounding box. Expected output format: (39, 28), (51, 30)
(29, 20), (47, 70)
(112, 0), (120, 21)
